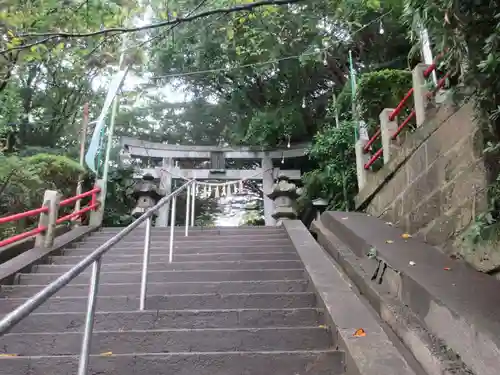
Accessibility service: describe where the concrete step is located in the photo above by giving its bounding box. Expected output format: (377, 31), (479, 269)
(49, 251), (300, 264)
(63, 243), (295, 255)
(68, 239), (293, 252)
(37, 260), (303, 273)
(9, 308), (324, 333)
(97, 226), (285, 234)
(17, 269), (306, 285)
(87, 232), (289, 241)
(1, 327), (332, 356)
(2, 280), (310, 298)
(79, 234), (290, 246)
(0, 292), (317, 313)
(0, 350), (345, 375)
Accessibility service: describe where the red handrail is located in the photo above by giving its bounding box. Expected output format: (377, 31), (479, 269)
(0, 207), (49, 225)
(0, 226), (47, 248)
(59, 187), (101, 207)
(362, 54), (445, 154)
(364, 148), (383, 170)
(423, 51), (446, 78)
(362, 128), (381, 153)
(364, 71), (449, 169)
(1, 186), (101, 248)
(434, 73), (449, 93)
(56, 203), (99, 224)
(389, 88), (414, 121)
(391, 110), (416, 140)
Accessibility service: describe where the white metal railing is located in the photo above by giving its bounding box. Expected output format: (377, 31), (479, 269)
(0, 179), (196, 375)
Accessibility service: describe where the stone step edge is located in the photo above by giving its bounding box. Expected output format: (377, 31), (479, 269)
(65, 245), (293, 250)
(80, 237), (291, 243)
(4, 307), (323, 317)
(41, 260), (302, 267)
(19, 268), (305, 276)
(3, 279), (309, 288)
(51, 251), (299, 258)
(0, 349), (339, 360)
(67, 245), (295, 251)
(88, 233), (289, 238)
(5, 325), (329, 337)
(1, 291), (315, 302)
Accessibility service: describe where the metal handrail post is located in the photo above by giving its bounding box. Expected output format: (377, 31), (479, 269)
(77, 257), (102, 375)
(139, 216), (152, 311)
(190, 181), (196, 227)
(169, 195), (177, 263)
(185, 184), (191, 236)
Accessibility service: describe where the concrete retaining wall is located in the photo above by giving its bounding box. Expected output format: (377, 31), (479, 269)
(355, 100), (493, 270)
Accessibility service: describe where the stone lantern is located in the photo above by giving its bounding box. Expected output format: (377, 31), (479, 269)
(132, 173), (162, 219)
(312, 198), (328, 222)
(267, 174), (303, 225)
(119, 145), (132, 167)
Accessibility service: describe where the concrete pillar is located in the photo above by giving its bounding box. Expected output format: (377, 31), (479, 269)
(157, 158), (173, 227)
(262, 154), (276, 226)
(412, 63), (430, 127)
(355, 140), (370, 191)
(380, 108), (398, 165)
(89, 179), (106, 227)
(36, 190), (60, 248)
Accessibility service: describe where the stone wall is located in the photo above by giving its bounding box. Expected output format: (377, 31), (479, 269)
(355, 99), (495, 271)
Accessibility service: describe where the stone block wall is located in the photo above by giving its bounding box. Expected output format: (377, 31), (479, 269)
(355, 100), (493, 270)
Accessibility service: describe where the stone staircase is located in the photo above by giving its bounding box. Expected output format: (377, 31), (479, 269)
(0, 226), (345, 374)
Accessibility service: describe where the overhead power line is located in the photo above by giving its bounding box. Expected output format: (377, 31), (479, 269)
(0, 0), (306, 55)
(144, 10), (393, 82)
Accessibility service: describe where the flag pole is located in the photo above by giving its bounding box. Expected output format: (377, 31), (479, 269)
(102, 34), (127, 188)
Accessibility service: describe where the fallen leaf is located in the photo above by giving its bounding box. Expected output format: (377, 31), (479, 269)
(367, 247), (377, 259)
(385, 240), (394, 244)
(401, 233), (412, 239)
(353, 328), (366, 337)
(100, 352), (113, 357)
(0, 354), (18, 357)
(409, 261), (416, 266)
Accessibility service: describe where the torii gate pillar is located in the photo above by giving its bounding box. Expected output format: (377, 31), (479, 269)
(157, 158), (173, 227)
(262, 154), (276, 226)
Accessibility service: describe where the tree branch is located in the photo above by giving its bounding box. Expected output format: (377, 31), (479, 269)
(243, 180), (263, 197)
(0, 0), (305, 55)
(133, 0), (211, 50)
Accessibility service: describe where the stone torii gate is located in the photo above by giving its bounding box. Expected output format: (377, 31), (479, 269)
(120, 136), (309, 226)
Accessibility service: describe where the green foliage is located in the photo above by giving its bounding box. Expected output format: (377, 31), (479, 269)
(99, 167), (220, 227)
(302, 120), (357, 211)
(0, 153), (83, 239)
(172, 192), (219, 227)
(241, 198), (265, 226)
(149, 0), (412, 147)
(461, 211), (498, 247)
(23, 153), (83, 191)
(356, 69), (412, 124)
(0, 0), (428, 236)
(102, 167), (136, 227)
